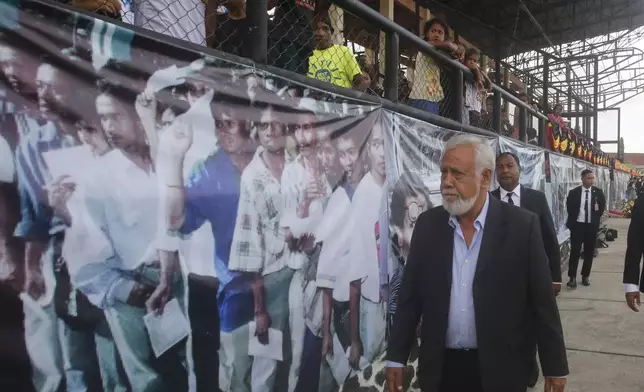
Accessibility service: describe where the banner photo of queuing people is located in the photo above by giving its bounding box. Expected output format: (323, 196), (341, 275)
(0, 1), (617, 392)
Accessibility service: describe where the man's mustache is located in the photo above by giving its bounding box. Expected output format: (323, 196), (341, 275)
(441, 189), (460, 198)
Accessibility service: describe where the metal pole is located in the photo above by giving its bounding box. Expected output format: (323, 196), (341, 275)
(415, 2), (421, 36)
(493, 33), (502, 132)
(566, 65), (572, 119)
(538, 117), (545, 147)
(585, 105), (591, 138)
(374, 36), (380, 79)
(542, 54), (550, 112)
(384, 32), (399, 102)
(617, 107), (621, 145)
(593, 56), (599, 143)
(539, 54), (549, 147)
(519, 106), (527, 142)
(452, 68), (464, 123)
(247, 0), (268, 64)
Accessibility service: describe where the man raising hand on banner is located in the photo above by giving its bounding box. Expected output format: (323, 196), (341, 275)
(161, 89), (259, 392)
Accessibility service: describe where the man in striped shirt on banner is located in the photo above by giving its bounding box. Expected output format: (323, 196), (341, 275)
(12, 55), (112, 392)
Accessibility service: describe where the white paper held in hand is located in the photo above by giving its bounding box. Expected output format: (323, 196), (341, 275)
(247, 321), (283, 361)
(19, 292), (50, 324)
(345, 346), (370, 378)
(43, 145), (95, 187)
(143, 298), (190, 358)
(0, 134), (15, 182)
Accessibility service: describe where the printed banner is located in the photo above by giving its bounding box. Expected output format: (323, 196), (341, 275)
(572, 159), (590, 184)
(0, 3), (392, 392)
(597, 166), (611, 218)
(549, 153), (575, 243)
(611, 170), (631, 212)
(0, 2), (620, 392)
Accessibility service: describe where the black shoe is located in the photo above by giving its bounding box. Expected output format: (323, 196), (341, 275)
(567, 278), (577, 289)
(527, 360), (539, 388)
(582, 277), (591, 286)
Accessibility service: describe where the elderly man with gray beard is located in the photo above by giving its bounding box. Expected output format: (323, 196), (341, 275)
(385, 134), (568, 392)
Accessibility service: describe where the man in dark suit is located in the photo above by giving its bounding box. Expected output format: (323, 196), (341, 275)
(565, 169), (606, 288)
(386, 135), (568, 392)
(492, 152), (562, 292)
(623, 195), (644, 312)
(491, 152), (563, 388)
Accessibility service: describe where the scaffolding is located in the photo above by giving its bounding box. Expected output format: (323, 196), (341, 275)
(413, 0), (644, 145)
(506, 27), (644, 109)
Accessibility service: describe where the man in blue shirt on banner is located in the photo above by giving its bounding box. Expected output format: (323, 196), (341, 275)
(162, 91), (258, 392)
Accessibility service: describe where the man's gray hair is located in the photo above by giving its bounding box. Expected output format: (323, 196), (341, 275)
(443, 134), (496, 175)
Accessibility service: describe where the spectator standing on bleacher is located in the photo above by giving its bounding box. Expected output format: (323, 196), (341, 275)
(527, 128), (538, 145)
(513, 92), (530, 134)
(407, 18), (458, 115)
(62, 0), (122, 19)
(397, 69), (412, 104)
(479, 95), (494, 131)
(501, 110), (515, 138)
(128, 0), (209, 45)
(356, 56), (384, 97)
(210, 0), (250, 58)
(548, 103), (567, 131)
(462, 48), (490, 126)
(269, 0), (329, 75)
(307, 19), (369, 90)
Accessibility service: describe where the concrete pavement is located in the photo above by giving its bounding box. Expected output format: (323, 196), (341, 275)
(533, 217), (644, 391)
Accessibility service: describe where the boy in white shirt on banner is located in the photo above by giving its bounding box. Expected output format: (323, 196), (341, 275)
(346, 120), (388, 368)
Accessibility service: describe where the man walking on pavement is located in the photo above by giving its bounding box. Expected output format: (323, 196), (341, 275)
(565, 169), (606, 288)
(491, 152), (562, 388)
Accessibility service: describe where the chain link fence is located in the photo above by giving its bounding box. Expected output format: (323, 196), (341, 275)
(57, 0), (544, 138)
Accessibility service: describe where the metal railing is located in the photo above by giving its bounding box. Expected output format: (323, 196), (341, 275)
(58, 0), (552, 144)
(331, 0), (548, 143)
